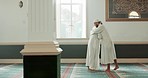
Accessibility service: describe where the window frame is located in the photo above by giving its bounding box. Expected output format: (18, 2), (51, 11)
(55, 0), (88, 44)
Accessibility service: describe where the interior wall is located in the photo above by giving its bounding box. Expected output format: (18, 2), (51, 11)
(0, 0), (148, 42)
(0, 0), (28, 42)
(0, 0), (147, 60)
(88, 0), (148, 42)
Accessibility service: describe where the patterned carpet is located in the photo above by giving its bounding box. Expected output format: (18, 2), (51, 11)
(0, 63), (148, 78)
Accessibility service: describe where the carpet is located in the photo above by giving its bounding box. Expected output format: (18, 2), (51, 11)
(0, 63), (148, 78)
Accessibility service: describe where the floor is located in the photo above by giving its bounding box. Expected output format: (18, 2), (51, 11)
(0, 63), (148, 78)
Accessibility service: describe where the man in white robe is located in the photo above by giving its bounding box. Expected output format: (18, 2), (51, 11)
(98, 21), (119, 72)
(86, 20), (102, 71)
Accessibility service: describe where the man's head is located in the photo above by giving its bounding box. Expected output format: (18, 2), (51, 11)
(94, 19), (102, 27)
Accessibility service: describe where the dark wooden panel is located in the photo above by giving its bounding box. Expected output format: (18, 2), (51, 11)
(24, 55), (60, 78)
(61, 44), (148, 58)
(0, 45), (24, 59)
(0, 44), (147, 59)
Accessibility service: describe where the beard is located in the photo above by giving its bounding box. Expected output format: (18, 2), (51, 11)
(95, 25), (99, 27)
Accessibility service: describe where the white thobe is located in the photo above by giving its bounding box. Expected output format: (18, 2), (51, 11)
(99, 25), (117, 64)
(86, 26), (102, 70)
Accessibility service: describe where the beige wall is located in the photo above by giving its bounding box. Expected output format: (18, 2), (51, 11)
(0, 0), (148, 42)
(0, 0), (28, 42)
(88, 0), (148, 42)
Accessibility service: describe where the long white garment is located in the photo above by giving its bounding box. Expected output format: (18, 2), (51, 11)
(86, 26), (102, 70)
(99, 25), (117, 64)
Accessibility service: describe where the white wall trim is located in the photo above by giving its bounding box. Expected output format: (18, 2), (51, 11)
(0, 59), (23, 64)
(0, 41), (148, 45)
(0, 42), (25, 45)
(61, 58), (148, 63)
(58, 41), (148, 45)
(0, 58), (148, 64)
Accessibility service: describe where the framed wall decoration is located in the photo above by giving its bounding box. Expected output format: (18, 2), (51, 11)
(106, 0), (148, 21)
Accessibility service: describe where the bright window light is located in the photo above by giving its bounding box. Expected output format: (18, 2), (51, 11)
(56, 0), (86, 38)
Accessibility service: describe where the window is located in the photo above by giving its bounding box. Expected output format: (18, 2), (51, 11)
(56, 0), (86, 38)
(129, 11), (141, 18)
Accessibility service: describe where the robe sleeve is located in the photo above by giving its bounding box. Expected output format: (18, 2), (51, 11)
(97, 26), (104, 39)
(98, 26), (104, 33)
(92, 26), (104, 34)
(98, 34), (103, 39)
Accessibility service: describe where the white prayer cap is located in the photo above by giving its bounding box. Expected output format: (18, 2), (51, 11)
(94, 19), (100, 22)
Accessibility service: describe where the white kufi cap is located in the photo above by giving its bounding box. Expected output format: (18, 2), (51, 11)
(94, 19), (100, 22)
